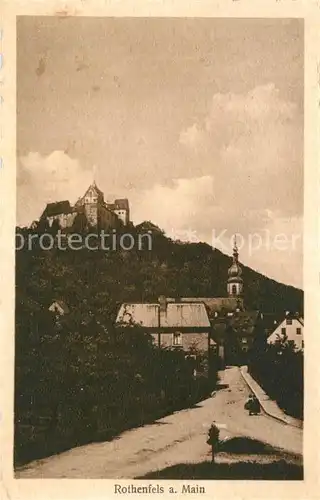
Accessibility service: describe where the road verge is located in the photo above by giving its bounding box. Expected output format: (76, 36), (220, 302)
(240, 366), (303, 429)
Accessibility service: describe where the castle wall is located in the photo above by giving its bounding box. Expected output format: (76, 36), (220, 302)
(47, 212), (77, 229)
(85, 204), (98, 227)
(114, 209), (129, 226)
(98, 205), (120, 230)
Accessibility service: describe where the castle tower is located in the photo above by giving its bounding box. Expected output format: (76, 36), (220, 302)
(227, 236), (243, 297)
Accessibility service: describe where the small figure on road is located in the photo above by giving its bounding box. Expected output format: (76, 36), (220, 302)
(245, 394), (261, 416)
(206, 422), (220, 463)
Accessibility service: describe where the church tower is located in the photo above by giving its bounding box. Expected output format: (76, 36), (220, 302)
(227, 236), (243, 297)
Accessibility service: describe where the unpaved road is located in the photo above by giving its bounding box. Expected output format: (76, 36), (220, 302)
(15, 367), (302, 479)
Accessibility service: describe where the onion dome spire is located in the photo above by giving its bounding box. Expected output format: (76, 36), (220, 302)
(227, 235), (243, 297)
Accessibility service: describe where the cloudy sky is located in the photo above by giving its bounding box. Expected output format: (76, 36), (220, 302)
(17, 17), (303, 288)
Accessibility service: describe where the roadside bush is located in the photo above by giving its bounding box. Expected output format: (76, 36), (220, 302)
(248, 335), (303, 419)
(14, 310), (217, 466)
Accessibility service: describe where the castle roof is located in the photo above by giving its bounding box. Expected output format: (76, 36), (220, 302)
(41, 201), (72, 218)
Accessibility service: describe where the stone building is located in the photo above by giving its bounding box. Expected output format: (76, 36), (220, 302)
(39, 182), (130, 231)
(74, 182), (121, 230)
(105, 199), (130, 226)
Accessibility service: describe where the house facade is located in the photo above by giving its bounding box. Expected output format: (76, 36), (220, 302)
(267, 313), (304, 351)
(116, 296), (211, 354)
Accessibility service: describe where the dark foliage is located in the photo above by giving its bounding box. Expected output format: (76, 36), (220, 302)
(15, 223), (302, 465)
(138, 459), (303, 480)
(248, 335), (303, 419)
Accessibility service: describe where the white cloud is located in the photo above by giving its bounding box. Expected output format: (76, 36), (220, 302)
(179, 83), (302, 218)
(131, 175), (219, 232)
(132, 176), (303, 288)
(17, 151), (92, 227)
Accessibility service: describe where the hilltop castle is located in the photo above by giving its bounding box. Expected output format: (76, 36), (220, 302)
(38, 182), (130, 231)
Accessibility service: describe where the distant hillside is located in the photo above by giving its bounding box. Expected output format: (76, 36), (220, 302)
(15, 222), (303, 318)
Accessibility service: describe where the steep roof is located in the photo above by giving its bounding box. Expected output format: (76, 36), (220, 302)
(41, 201), (72, 218)
(260, 312), (283, 335)
(169, 297), (244, 319)
(79, 182), (105, 203)
(116, 302), (210, 329)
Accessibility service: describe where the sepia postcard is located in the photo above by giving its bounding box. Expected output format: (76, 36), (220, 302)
(1, 1), (320, 499)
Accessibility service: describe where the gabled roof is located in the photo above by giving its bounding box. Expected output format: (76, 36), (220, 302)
(262, 312), (304, 334)
(49, 300), (70, 314)
(260, 313), (283, 334)
(80, 182), (104, 202)
(169, 297), (244, 319)
(116, 302), (210, 329)
(41, 201), (72, 218)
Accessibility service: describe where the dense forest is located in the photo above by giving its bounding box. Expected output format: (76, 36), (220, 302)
(14, 222), (303, 465)
(16, 221), (303, 319)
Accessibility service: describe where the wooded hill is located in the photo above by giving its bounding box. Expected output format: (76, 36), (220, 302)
(14, 221), (303, 465)
(16, 220), (303, 319)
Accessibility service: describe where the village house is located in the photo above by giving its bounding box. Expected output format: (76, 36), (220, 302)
(116, 237), (262, 367)
(116, 296), (212, 353)
(267, 312), (304, 351)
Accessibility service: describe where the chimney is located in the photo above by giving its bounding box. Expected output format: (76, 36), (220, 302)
(158, 296), (167, 337)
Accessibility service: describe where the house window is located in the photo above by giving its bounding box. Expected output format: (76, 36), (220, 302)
(302, 340), (304, 348)
(281, 327), (286, 335)
(286, 318), (292, 325)
(296, 327), (302, 335)
(232, 285), (237, 295)
(173, 332), (182, 346)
